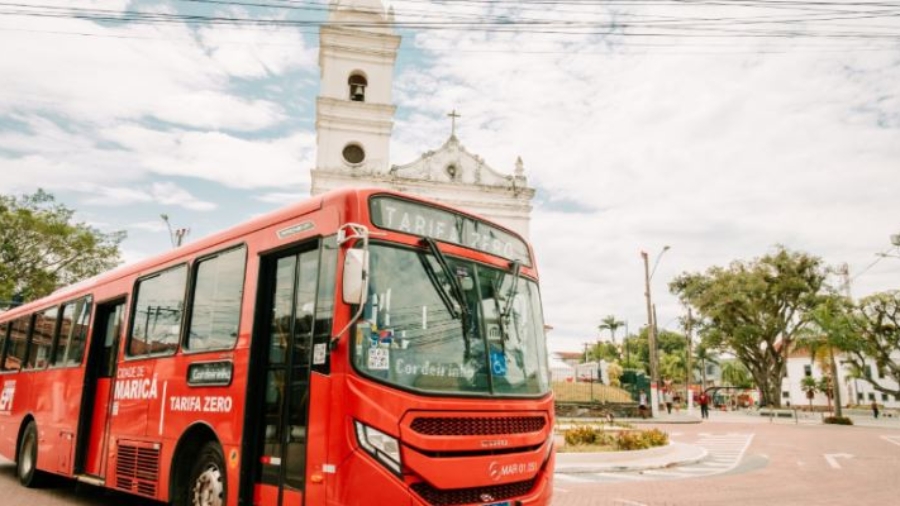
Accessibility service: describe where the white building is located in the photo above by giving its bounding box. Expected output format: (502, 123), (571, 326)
(548, 357), (575, 382)
(310, 0), (535, 238)
(781, 349), (900, 409)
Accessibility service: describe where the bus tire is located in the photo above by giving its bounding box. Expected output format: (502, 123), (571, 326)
(181, 441), (226, 506)
(17, 420), (45, 488)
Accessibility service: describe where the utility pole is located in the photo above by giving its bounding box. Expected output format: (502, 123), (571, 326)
(685, 307), (694, 414)
(642, 251), (660, 417)
(829, 263), (852, 418)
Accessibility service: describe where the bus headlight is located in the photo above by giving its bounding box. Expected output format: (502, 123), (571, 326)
(355, 421), (402, 474)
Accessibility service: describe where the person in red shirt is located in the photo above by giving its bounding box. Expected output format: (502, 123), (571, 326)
(698, 392), (710, 419)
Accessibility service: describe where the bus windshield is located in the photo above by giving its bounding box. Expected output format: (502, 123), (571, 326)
(353, 243), (550, 396)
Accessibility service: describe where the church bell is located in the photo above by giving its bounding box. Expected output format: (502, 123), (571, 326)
(350, 83), (366, 102)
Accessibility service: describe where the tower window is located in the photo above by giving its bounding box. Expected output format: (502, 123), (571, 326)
(349, 73), (367, 102)
(342, 143), (365, 165)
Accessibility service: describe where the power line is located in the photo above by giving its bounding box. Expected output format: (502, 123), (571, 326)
(1, 0), (898, 50)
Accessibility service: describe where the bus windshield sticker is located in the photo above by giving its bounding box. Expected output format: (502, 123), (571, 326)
(313, 342), (327, 365)
(187, 361), (234, 386)
(277, 221), (314, 240)
(367, 348), (389, 370)
(0, 380), (16, 414)
(369, 197), (531, 266)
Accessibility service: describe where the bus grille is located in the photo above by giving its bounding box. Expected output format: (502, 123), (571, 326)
(410, 477), (536, 506)
(115, 443), (160, 498)
(410, 416), (545, 436)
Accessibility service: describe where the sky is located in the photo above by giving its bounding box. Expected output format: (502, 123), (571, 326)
(1, 0), (899, 354)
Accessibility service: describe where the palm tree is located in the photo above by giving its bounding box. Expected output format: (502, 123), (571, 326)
(794, 332), (840, 414)
(817, 376), (834, 410)
(598, 315), (625, 345)
(661, 351), (687, 386)
(801, 376), (818, 410)
(694, 344), (718, 390)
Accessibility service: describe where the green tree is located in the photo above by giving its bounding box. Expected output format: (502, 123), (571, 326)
(623, 328), (650, 372)
(598, 315), (625, 345)
(839, 291), (900, 400)
(588, 341), (620, 363)
(0, 189), (125, 303)
(720, 359), (753, 388)
(795, 294), (854, 416)
(670, 246), (827, 407)
(660, 349), (688, 386)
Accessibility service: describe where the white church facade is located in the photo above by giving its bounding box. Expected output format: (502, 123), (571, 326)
(310, 0), (535, 238)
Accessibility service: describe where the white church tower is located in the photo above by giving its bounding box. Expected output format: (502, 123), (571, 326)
(312, 0), (400, 182)
(310, 0), (535, 238)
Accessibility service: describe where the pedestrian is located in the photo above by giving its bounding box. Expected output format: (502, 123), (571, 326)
(639, 391), (648, 419)
(664, 390), (673, 415)
(872, 400), (880, 419)
(698, 392), (710, 419)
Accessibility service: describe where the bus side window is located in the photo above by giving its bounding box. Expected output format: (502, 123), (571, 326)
(54, 296), (93, 367)
(26, 307), (57, 370)
(185, 246), (246, 352)
(5, 316), (31, 371)
(130, 265), (188, 357)
(0, 322), (8, 370)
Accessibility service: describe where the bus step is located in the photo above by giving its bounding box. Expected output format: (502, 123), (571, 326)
(75, 474), (106, 487)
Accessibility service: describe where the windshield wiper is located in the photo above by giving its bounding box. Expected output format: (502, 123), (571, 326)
(418, 250), (460, 320)
(420, 237), (472, 357)
(492, 261), (521, 354)
(501, 261), (521, 322)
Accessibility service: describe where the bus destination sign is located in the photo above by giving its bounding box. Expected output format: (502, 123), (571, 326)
(369, 197), (531, 266)
(187, 361), (234, 387)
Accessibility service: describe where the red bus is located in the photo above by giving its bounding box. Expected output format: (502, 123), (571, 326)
(0, 188), (555, 506)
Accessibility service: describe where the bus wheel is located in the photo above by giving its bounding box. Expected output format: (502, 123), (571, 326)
(17, 421), (44, 488)
(187, 442), (226, 506)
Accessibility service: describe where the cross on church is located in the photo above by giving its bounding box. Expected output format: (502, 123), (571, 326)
(448, 109), (461, 137)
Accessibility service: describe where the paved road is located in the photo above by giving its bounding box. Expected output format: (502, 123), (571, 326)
(2, 414), (899, 506)
(552, 419), (900, 506)
(0, 456), (159, 506)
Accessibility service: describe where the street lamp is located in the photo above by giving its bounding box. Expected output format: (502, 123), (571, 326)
(641, 245), (670, 414)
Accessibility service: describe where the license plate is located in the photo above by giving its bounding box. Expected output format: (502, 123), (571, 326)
(484, 503), (510, 506)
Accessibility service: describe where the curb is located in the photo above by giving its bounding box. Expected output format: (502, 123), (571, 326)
(554, 442), (709, 474)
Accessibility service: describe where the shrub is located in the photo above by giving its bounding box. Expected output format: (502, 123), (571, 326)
(641, 428), (670, 447)
(564, 425), (598, 446)
(615, 431), (650, 451)
(561, 425), (669, 451)
(823, 416), (853, 425)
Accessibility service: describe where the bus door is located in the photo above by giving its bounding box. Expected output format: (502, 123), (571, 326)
(76, 299), (125, 478)
(249, 246), (322, 506)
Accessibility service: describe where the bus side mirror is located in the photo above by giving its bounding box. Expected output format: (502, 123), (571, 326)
(343, 249), (369, 306)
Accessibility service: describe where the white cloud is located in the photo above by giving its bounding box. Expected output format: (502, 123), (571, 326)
(99, 125), (316, 189)
(0, 9), (309, 131)
(75, 181), (216, 211)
